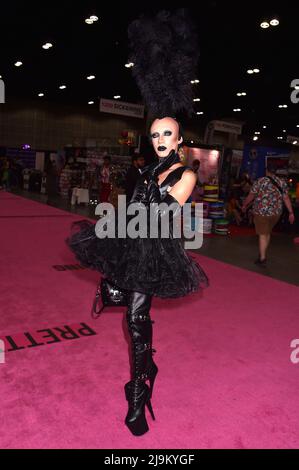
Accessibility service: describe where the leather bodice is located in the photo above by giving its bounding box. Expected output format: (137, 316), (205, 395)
(158, 166), (192, 200)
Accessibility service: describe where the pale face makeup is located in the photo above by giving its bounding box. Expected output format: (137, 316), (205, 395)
(150, 117), (183, 158)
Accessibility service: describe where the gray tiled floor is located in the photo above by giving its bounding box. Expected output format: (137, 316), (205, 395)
(7, 188), (299, 287)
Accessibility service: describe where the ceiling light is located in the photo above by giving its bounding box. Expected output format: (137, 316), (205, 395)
(196, 111), (204, 115)
(85, 18), (94, 24)
(270, 18), (279, 27)
(193, 98), (200, 102)
(277, 137), (283, 140)
(263, 125), (267, 129)
(283, 130), (287, 133)
(59, 85), (67, 89)
(87, 75), (96, 80)
(253, 68), (260, 73)
(278, 104), (288, 108)
(191, 79), (200, 84)
(42, 43), (53, 50)
(90, 15), (99, 22)
(88, 101), (94, 105)
(297, 125), (299, 128)
(125, 62), (134, 68)
(255, 132), (261, 135)
(233, 108), (241, 112)
(253, 136), (259, 141)
(14, 61), (23, 67)
(38, 93), (44, 97)
(260, 21), (270, 29)
(242, 92), (247, 96)
(114, 95), (121, 99)
(293, 141), (298, 145)
(247, 69), (254, 74)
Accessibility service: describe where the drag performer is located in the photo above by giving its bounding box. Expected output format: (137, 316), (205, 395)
(66, 9), (208, 436)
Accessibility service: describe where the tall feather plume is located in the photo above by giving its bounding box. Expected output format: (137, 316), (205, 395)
(128, 9), (199, 119)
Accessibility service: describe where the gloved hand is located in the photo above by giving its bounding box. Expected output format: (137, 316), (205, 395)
(146, 178), (182, 237)
(129, 176), (148, 205)
(142, 150), (178, 184)
(130, 149), (179, 205)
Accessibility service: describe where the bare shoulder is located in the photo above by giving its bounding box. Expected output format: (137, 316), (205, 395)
(181, 168), (197, 184)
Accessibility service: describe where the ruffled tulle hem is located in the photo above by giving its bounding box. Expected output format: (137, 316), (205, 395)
(66, 219), (209, 299)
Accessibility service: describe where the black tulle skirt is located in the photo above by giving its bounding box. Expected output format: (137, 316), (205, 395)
(66, 219), (209, 298)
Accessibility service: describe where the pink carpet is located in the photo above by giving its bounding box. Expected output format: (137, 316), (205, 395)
(1, 191), (299, 449)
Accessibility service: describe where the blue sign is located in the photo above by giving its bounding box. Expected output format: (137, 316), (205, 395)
(241, 145), (290, 181)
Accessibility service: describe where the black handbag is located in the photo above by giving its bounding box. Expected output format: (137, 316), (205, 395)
(92, 278), (129, 319)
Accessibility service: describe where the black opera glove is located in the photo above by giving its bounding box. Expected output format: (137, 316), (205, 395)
(129, 176), (148, 204)
(146, 179), (182, 230)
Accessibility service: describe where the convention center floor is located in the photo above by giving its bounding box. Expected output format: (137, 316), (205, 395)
(8, 188), (299, 287)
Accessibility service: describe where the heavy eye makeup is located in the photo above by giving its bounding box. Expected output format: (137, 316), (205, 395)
(151, 130), (173, 139)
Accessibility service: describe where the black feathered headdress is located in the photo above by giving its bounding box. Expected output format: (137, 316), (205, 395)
(128, 9), (199, 119)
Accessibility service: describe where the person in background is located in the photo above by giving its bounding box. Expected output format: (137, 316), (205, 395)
(99, 156), (112, 203)
(0, 158), (10, 190)
(190, 159), (203, 201)
(46, 158), (59, 204)
(240, 172), (253, 195)
(125, 154), (145, 201)
(192, 159), (201, 181)
(227, 190), (243, 226)
(242, 164), (295, 266)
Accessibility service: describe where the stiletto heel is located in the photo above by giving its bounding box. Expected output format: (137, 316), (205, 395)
(146, 399), (155, 421)
(148, 362), (158, 398)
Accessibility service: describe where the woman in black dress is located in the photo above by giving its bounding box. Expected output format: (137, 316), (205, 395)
(67, 9), (209, 436)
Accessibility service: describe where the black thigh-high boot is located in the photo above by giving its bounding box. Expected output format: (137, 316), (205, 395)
(124, 291), (158, 436)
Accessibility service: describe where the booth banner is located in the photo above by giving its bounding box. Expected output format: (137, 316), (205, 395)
(241, 145), (290, 181)
(204, 120), (243, 144)
(266, 156), (290, 175)
(100, 98), (144, 119)
(6, 148), (36, 169)
(184, 146), (220, 184)
(211, 120), (243, 135)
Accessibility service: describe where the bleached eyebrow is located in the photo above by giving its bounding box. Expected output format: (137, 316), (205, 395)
(151, 129), (173, 137)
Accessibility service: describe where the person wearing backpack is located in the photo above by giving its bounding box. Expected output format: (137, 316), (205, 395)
(242, 163), (295, 266)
